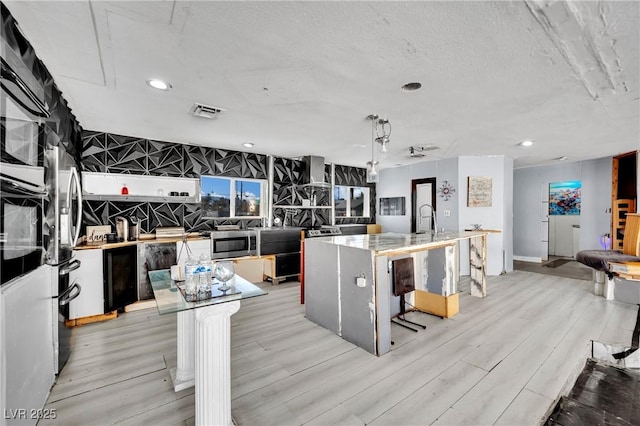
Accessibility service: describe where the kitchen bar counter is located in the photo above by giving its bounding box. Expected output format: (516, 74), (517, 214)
(308, 231), (489, 255)
(304, 230), (494, 356)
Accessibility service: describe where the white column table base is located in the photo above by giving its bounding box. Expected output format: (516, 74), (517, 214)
(169, 310), (195, 391)
(194, 300), (241, 426)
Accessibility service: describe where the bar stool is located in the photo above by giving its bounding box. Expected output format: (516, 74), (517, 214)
(392, 257), (426, 332)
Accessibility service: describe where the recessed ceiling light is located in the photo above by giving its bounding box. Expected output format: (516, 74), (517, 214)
(520, 140), (534, 147)
(401, 82), (422, 92)
(242, 142), (254, 148)
(146, 79), (172, 91)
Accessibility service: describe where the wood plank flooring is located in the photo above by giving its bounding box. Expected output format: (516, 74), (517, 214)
(40, 271), (639, 425)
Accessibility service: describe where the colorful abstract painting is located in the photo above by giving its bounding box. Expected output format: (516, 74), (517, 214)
(549, 181), (581, 215)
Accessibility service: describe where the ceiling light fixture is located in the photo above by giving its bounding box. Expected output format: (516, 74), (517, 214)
(375, 118), (391, 153)
(401, 82), (422, 92)
(555, 156), (568, 161)
(520, 140), (534, 147)
(146, 79), (172, 91)
(366, 114), (380, 182)
(242, 142), (254, 148)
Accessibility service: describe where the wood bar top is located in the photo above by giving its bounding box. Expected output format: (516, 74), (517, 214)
(74, 235), (208, 250)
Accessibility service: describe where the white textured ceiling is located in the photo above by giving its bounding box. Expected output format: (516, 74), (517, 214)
(5, 1), (639, 169)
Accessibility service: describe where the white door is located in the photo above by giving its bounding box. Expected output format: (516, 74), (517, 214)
(415, 183), (433, 232)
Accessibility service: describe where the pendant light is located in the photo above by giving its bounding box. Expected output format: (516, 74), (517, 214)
(375, 119), (391, 153)
(366, 114), (379, 183)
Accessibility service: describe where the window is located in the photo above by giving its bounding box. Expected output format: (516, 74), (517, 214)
(334, 185), (369, 218)
(201, 176), (265, 218)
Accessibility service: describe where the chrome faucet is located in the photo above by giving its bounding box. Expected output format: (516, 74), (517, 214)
(418, 203), (438, 234)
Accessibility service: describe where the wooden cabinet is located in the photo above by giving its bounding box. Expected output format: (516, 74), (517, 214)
(69, 249), (104, 319)
(612, 152), (638, 250)
(613, 199), (636, 250)
(259, 228), (301, 285)
(262, 253), (301, 285)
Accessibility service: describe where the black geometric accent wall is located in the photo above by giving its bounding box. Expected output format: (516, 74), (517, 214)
(273, 157), (305, 206)
(106, 135), (148, 174)
(334, 164), (376, 225)
(80, 131), (105, 173)
(81, 131), (374, 232)
(184, 146), (215, 177)
(147, 140), (183, 176)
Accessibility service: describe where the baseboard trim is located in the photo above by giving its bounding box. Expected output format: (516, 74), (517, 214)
(514, 255), (542, 263)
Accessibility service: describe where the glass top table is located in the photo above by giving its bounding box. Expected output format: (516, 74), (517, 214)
(148, 269), (267, 315)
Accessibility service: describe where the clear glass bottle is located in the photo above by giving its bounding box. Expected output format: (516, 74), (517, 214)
(198, 254), (211, 294)
(184, 257), (198, 300)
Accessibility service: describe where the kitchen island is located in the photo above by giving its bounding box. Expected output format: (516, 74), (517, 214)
(304, 231), (493, 356)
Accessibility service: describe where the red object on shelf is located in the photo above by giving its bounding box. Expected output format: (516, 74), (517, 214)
(121, 184), (128, 195)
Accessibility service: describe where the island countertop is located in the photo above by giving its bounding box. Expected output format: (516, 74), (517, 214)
(307, 231), (493, 255)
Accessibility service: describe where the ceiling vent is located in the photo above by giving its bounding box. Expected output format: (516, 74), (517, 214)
(409, 145), (439, 158)
(190, 103), (225, 119)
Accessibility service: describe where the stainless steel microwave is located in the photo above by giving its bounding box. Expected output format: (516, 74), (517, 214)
(210, 230), (257, 259)
(1, 54), (48, 188)
(0, 175), (45, 284)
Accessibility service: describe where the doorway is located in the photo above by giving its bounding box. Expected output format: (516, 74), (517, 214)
(411, 178), (436, 233)
(546, 180), (581, 260)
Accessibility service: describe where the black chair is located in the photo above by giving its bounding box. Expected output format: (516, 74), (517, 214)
(391, 257), (426, 332)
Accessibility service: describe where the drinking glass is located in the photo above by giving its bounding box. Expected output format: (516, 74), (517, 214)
(213, 261), (235, 292)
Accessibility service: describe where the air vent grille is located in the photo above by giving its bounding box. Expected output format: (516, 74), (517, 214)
(190, 103), (225, 119)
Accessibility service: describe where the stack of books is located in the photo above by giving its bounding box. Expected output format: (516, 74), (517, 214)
(609, 262), (640, 280)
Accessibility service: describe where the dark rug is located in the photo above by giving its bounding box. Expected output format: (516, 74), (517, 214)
(514, 260), (592, 281)
(544, 359), (640, 425)
(544, 259), (572, 268)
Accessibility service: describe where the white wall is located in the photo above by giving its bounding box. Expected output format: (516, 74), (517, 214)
(376, 165), (412, 233)
(377, 157), (459, 233)
(457, 156), (512, 275)
(377, 155), (512, 276)
(513, 157), (612, 260)
(549, 215), (581, 256)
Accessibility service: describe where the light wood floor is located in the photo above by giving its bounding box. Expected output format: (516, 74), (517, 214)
(41, 271), (639, 426)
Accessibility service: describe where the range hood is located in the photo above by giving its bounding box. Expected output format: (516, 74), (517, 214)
(302, 156), (330, 187)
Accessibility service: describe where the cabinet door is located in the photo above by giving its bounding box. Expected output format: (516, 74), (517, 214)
(104, 245), (138, 312)
(276, 253), (300, 276)
(139, 243), (177, 300)
(177, 239), (211, 265)
(69, 249), (104, 319)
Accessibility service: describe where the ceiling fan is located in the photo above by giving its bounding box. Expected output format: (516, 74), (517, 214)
(408, 145), (439, 158)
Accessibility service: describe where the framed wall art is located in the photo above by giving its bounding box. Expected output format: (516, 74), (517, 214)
(467, 176), (492, 207)
(549, 180), (581, 215)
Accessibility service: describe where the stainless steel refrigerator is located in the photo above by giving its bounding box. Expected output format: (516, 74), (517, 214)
(44, 140), (83, 374)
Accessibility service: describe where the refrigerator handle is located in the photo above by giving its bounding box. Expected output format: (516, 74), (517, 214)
(59, 282), (81, 306)
(68, 167), (83, 247)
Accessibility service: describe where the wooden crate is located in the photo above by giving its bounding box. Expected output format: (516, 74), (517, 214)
(413, 290), (459, 318)
(65, 310), (117, 327)
(233, 257), (266, 283)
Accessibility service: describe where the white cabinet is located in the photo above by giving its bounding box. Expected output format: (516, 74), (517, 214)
(177, 239), (211, 265)
(69, 249), (104, 319)
(82, 172), (200, 203)
(0, 265), (55, 423)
